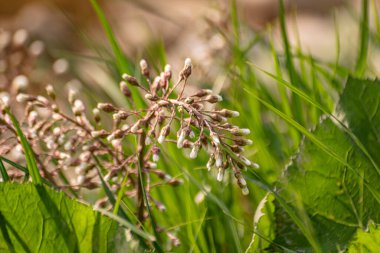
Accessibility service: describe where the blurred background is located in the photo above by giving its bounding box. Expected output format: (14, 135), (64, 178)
(0, 0), (362, 61)
(0, 0), (370, 104)
(2, 0), (380, 251)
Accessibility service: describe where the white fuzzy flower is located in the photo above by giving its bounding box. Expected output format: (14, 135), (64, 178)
(189, 145), (200, 159)
(177, 131), (186, 148)
(153, 153), (160, 162)
(217, 168), (224, 182)
(158, 134), (165, 144)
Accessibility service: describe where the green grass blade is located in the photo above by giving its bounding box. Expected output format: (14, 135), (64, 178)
(248, 68), (380, 178)
(244, 88), (380, 203)
(95, 207), (156, 242)
(0, 156), (58, 187)
(93, 156), (131, 221)
(268, 31), (299, 145)
(278, 0), (305, 126)
(136, 152), (164, 253)
(230, 0), (240, 46)
(5, 109), (42, 185)
(89, 0), (145, 109)
(0, 158), (9, 182)
(249, 63), (331, 115)
(355, 0), (369, 77)
(0, 156), (28, 174)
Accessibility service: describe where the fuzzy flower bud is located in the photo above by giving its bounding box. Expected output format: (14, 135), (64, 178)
(234, 138), (253, 146)
(230, 128), (250, 136)
(215, 152), (222, 168)
(177, 130), (186, 148)
(97, 103), (117, 113)
(77, 175), (86, 185)
(242, 187), (249, 195)
(12, 75), (29, 93)
(130, 120), (141, 133)
(122, 74), (140, 87)
(113, 111), (129, 121)
(119, 81), (131, 97)
(218, 109), (239, 118)
(205, 95), (223, 103)
(193, 89), (212, 98)
(189, 142), (200, 159)
(45, 84), (55, 99)
(140, 59), (149, 77)
(158, 125), (170, 144)
(239, 155), (252, 166)
(91, 130), (109, 138)
(93, 108), (101, 123)
(151, 76), (160, 95)
(0, 92), (10, 108)
(210, 132), (220, 145)
(207, 155), (215, 171)
(145, 93), (158, 101)
(179, 58), (192, 80)
(145, 136), (152, 145)
(217, 168), (224, 182)
(231, 145), (244, 153)
(16, 93), (34, 103)
(164, 64), (172, 81)
(152, 146), (160, 162)
(73, 99), (85, 115)
(68, 88), (77, 105)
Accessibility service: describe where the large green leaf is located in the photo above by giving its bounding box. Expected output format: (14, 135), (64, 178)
(0, 183), (125, 253)
(245, 193), (275, 253)
(339, 78), (380, 171)
(348, 221), (380, 252)
(273, 77), (380, 252)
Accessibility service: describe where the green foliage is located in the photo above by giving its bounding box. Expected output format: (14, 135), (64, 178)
(0, 183), (125, 253)
(274, 78), (380, 252)
(245, 193), (275, 252)
(6, 109), (42, 185)
(0, 158), (9, 182)
(2, 0), (380, 252)
(348, 221), (380, 252)
(89, 0), (145, 109)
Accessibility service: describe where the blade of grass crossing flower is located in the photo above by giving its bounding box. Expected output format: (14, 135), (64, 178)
(0, 156), (61, 187)
(136, 152), (164, 253)
(6, 109), (42, 185)
(89, 0), (145, 109)
(0, 158), (9, 182)
(355, 0), (369, 77)
(230, 0), (240, 46)
(173, 159), (243, 253)
(373, 0), (380, 40)
(1, 156), (30, 182)
(93, 155), (152, 249)
(0, 156), (28, 174)
(95, 208), (156, 242)
(93, 156), (130, 220)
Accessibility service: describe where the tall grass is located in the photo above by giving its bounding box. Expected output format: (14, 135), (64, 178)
(1, 0), (377, 251)
(80, 0), (377, 251)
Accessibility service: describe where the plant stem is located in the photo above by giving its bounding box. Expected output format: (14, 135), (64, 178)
(136, 130), (164, 252)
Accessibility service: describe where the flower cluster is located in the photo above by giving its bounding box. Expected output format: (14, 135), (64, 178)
(0, 57), (256, 246)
